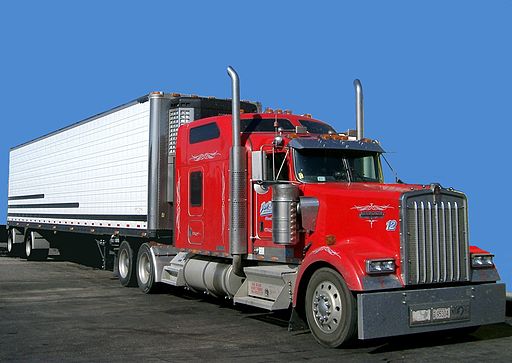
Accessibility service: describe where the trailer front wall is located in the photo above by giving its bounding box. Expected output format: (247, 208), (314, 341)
(7, 102), (150, 231)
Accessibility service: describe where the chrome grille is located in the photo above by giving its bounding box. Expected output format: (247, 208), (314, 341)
(402, 191), (470, 285)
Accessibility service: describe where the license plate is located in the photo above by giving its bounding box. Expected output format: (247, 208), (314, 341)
(410, 303), (470, 326)
(432, 307), (451, 321)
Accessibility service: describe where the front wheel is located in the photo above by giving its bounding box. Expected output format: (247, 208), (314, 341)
(305, 267), (357, 348)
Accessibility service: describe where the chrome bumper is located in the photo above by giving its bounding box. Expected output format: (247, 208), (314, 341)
(357, 283), (506, 339)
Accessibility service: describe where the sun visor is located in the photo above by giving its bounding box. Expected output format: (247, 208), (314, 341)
(288, 138), (385, 153)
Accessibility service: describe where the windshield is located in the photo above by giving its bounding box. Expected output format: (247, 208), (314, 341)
(294, 149), (382, 183)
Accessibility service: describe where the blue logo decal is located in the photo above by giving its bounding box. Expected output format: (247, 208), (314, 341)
(260, 201), (272, 217)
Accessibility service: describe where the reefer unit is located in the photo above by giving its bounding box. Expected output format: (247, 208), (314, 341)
(7, 93), (258, 239)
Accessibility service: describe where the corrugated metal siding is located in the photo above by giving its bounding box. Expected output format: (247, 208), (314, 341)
(7, 102), (150, 228)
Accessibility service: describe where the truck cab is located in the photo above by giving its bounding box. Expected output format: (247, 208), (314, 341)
(170, 98), (504, 347)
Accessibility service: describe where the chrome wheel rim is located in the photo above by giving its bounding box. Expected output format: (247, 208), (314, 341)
(119, 249), (130, 278)
(7, 234), (13, 253)
(311, 280), (343, 334)
(138, 252), (151, 285)
(25, 236), (32, 257)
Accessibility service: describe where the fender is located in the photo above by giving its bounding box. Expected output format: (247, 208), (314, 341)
(293, 237), (403, 307)
(293, 245), (363, 307)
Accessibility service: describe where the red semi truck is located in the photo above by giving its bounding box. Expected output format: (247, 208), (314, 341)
(6, 67), (505, 347)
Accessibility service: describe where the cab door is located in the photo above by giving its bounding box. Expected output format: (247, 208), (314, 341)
(253, 152), (291, 242)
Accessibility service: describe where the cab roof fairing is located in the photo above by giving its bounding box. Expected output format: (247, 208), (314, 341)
(288, 138), (385, 153)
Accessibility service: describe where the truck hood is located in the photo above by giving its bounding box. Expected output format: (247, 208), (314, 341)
(299, 182), (424, 282)
(301, 182), (424, 199)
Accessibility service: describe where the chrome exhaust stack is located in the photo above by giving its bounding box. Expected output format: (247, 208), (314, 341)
(354, 79), (364, 140)
(227, 66), (247, 277)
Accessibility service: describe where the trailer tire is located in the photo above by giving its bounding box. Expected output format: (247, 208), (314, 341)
(7, 229), (22, 257)
(136, 243), (161, 294)
(305, 267), (357, 348)
(118, 241), (137, 287)
(25, 232), (48, 261)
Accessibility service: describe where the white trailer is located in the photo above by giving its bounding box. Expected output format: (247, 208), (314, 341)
(6, 93), (258, 260)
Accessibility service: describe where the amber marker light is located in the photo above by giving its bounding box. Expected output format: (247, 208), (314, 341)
(331, 134), (349, 141)
(325, 235), (336, 246)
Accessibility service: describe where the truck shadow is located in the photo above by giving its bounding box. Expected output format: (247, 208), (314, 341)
(363, 321), (512, 354)
(175, 288), (512, 352)
(3, 241), (511, 353)
(0, 246), (103, 269)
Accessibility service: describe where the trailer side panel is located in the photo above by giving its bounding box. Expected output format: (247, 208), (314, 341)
(7, 101), (150, 232)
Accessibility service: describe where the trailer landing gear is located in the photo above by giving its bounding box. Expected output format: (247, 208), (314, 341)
(96, 236), (119, 270)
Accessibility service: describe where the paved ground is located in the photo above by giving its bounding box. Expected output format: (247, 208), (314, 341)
(0, 250), (511, 362)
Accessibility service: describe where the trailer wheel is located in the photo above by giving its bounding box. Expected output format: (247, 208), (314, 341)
(25, 232), (49, 261)
(118, 241), (137, 287)
(7, 229), (22, 257)
(305, 267), (357, 348)
(136, 243), (161, 294)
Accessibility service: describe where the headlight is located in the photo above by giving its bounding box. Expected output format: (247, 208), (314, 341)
(366, 259), (396, 274)
(471, 254), (494, 268)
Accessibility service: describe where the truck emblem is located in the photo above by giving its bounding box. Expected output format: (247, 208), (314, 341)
(351, 203), (394, 212)
(260, 201), (272, 216)
(352, 204), (394, 228)
(190, 151), (221, 162)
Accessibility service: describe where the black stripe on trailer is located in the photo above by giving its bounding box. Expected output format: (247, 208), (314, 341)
(8, 194), (45, 201)
(8, 203), (79, 209)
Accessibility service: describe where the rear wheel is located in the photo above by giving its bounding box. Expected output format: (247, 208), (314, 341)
(7, 229), (22, 257)
(305, 268), (357, 348)
(118, 241), (137, 287)
(25, 232), (48, 261)
(136, 243), (161, 294)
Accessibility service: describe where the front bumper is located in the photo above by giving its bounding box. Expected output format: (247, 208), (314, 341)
(357, 283), (506, 340)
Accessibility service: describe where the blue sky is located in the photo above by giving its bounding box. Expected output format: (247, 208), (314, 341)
(1, 1), (510, 287)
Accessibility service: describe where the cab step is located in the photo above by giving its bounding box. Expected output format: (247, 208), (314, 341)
(234, 265), (298, 311)
(161, 252), (188, 286)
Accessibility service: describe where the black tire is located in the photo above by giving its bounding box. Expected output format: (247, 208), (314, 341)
(25, 232), (48, 261)
(136, 243), (161, 294)
(7, 229), (22, 257)
(305, 267), (357, 348)
(118, 241), (137, 287)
